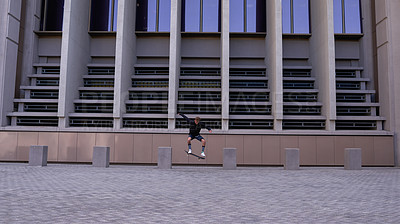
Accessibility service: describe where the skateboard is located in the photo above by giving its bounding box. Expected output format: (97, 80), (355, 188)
(184, 150), (205, 160)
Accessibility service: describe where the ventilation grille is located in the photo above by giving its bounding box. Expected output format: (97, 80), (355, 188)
(180, 68), (220, 76)
(283, 81), (314, 89)
(335, 121), (377, 130)
(74, 104), (113, 113)
(133, 80), (169, 88)
(179, 80), (221, 88)
(230, 69), (266, 77)
(24, 103), (58, 112)
(230, 105), (272, 115)
(178, 104), (221, 114)
(88, 67), (115, 75)
(126, 104), (168, 113)
(178, 92), (221, 101)
(135, 68), (169, 75)
(336, 93), (365, 102)
(42, 67), (60, 74)
(70, 118), (113, 127)
(229, 120), (273, 129)
(30, 91), (59, 99)
(17, 117), (58, 126)
(283, 93), (318, 102)
(130, 92), (168, 100)
(80, 91), (114, 100)
(283, 120), (325, 129)
(230, 81), (268, 88)
(176, 119), (222, 129)
(283, 106), (321, 115)
(230, 92), (269, 102)
(123, 119), (168, 128)
(283, 70), (311, 77)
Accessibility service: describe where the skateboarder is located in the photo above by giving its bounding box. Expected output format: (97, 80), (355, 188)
(178, 113), (212, 157)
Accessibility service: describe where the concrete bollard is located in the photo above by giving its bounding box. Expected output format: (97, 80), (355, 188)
(285, 148), (300, 170)
(344, 148), (362, 170)
(92, 146), (110, 168)
(29, 145), (48, 166)
(223, 148), (237, 170)
(158, 147), (172, 169)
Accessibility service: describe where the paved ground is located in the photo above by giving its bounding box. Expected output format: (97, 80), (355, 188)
(0, 163), (399, 224)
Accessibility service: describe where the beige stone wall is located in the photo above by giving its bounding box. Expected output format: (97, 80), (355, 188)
(0, 131), (394, 166)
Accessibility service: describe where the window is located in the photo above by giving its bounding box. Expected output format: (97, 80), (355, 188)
(182, 0), (220, 32)
(230, 0), (266, 32)
(40, 0), (65, 31)
(90, 0), (118, 31)
(282, 0), (309, 34)
(136, 0), (171, 32)
(334, 0), (361, 33)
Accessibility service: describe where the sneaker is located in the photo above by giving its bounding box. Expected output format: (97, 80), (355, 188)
(188, 149), (192, 154)
(201, 152), (205, 157)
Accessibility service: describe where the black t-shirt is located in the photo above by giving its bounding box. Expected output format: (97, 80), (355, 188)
(179, 113), (211, 136)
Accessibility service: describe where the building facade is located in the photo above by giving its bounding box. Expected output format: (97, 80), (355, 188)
(0, 0), (399, 166)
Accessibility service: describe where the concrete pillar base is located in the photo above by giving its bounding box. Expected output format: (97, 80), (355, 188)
(285, 148), (300, 170)
(29, 145), (48, 166)
(158, 147), (172, 169)
(92, 146), (110, 168)
(344, 148), (362, 170)
(223, 148), (237, 170)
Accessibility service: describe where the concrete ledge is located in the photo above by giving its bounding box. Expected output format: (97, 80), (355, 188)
(29, 145), (48, 166)
(223, 148), (237, 170)
(92, 146), (110, 168)
(344, 148), (362, 170)
(285, 148), (300, 170)
(158, 147), (172, 169)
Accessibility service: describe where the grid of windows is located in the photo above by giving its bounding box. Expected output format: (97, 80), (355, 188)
(40, 0), (65, 31)
(229, 0), (266, 32)
(282, 0), (309, 34)
(333, 0), (362, 33)
(136, 0), (171, 32)
(90, 0), (118, 31)
(182, 0), (220, 32)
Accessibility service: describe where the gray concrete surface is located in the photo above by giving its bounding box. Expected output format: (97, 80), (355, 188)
(284, 148), (300, 170)
(29, 145), (48, 166)
(345, 148), (362, 170)
(0, 163), (399, 223)
(92, 146), (110, 168)
(223, 148), (237, 170)
(158, 147), (172, 169)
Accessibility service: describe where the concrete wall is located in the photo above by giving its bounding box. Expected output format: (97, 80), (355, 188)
(0, 0), (22, 126)
(374, 0), (400, 166)
(0, 131), (394, 166)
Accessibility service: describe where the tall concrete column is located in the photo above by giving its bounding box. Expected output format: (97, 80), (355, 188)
(58, 0), (91, 128)
(375, 0), (400, 166)
(266, 0), (283, 131)
(114, 0), (137, 129)
(221, 0), (229, 131)
(168, 0), (182, 130)
(310, 0), (336, 131)
(0, 0), (22, 126)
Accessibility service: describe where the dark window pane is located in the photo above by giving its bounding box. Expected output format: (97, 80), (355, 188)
(90, 0), (110, 31)
(184, 0), (200, 31)
(203, 0), (219, 32)
(293, 0), (309, 33)
(113, 0), (118, 31)
(333, 0), (343, 33)
(246, 0), (256, 32)
(136, 0), (148, 31)
(344, 0), (361, 33)
(158, 0), (171, 31)
(147, 0), (157, 31)
(43, 0), (65, 31)
(230, 0), (244, 32)
(282, 0), (291, 33)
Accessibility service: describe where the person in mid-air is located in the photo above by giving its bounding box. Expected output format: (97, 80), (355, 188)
(178, 113), (212, 157)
